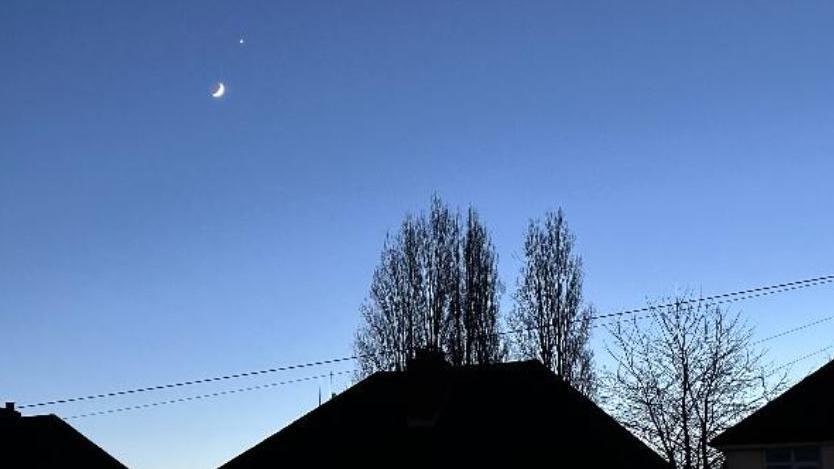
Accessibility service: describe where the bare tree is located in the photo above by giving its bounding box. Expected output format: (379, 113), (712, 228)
(604, 296), (786, 469)
(355, 197), (503, 376)
(423, 197), (459, 352)
(457, 208), (503, 365)
(355, 216), (426, 376)
(509, 209), (596, 396)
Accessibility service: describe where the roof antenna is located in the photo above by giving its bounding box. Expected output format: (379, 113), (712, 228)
(318, 384), (321, 407)
(330, 371), (335, 399)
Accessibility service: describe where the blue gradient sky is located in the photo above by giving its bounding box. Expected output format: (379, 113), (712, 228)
(2, 1), (834, 467)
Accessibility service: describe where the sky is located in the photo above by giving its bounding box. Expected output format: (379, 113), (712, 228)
(2, 1), (834, 467)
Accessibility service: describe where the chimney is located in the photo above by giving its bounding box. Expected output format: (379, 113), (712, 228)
(406, 348), (449, 374)
(405, 349), (448, 428)
(1, 402), (20, 419)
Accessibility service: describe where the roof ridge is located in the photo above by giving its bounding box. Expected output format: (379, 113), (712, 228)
(711, 358), (834, 447)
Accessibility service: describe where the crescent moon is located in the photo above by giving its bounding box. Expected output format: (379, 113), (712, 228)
(211, 82), (226, 98)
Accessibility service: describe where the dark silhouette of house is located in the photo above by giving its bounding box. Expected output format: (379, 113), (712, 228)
(711, 358), (834, 469)
(0, 402), (126, 468)
(219, 352), (670, 468)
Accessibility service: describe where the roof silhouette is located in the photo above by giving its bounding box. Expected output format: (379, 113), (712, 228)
(0, 403), (126, 468)
(711, 358), (834, 447)
(219, 356), (670, 468)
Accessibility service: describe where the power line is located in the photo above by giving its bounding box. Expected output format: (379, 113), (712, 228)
(782, 345), (834, 389)
(771, 343), (834, 373)
(752, 315), (834, 345)
(57, 318), (834, 419)
(500, 275), (834, 337)
(20, 274), (834, 410)
(64, 370), (354, 420)
(597, 291), (834, 337)
(591, 274), (834, 322)
(71, 315), (834, 416)
(65, 341), (834, 420)
(600, 310), (833, 349)
(19, 356), (358, 410)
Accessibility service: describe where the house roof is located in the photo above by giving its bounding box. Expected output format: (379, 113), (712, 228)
(220, 357), (670, 468)
(0, 405), (126, 468)
(711, 358), (834, 448)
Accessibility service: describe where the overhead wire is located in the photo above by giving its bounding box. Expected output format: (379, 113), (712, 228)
(20, 274), (834, 410)
(64, 370), (354, 420)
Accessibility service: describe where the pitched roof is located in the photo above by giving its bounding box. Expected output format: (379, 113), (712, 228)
(711, 358), (834, 447)
(220, 358), (670, 468)
(0, 406), (126, 468)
